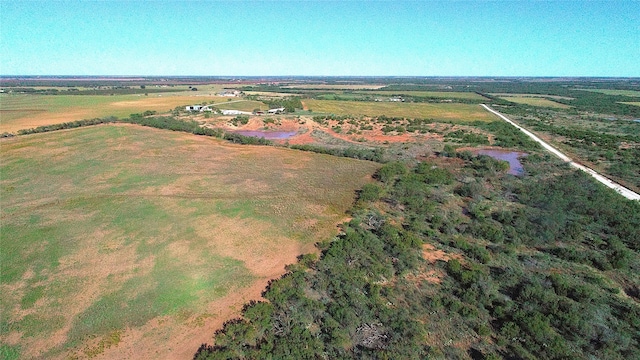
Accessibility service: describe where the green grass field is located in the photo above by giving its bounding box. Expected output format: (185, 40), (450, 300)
(576, 89), (640, 97)
(620, 102), (640, 107)
(213, 100), (269, 112)
(282, 84), (385, 90)
(302, 99), (495, 121)
(0, 124), (379, 359)
(489, 93), (574, 100)
(499, 96), (571, 109)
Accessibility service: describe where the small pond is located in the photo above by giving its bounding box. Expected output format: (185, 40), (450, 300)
(472, 149), (528, 176)
(234, 130), (297, 139)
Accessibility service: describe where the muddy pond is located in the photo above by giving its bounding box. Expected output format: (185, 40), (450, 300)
(472, 149), (528, 176)
(234, 130), (297, 139)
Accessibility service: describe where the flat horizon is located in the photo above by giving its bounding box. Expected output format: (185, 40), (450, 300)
(2, 75), (639, 80)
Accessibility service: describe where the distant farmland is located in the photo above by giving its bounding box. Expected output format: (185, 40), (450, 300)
(354, 90), (488, 100)
(577, 88), (640, 97)
(302, 99), (495, 121)
(498, 96), (571, 109)
(215, 99), (268, 112)
(0, 124), (379, 359)
(0, 93), (226, 133)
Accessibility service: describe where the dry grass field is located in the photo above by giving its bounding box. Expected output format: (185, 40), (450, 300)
(498, 96), (571, 109)
(302, 99), (496, 121)
(0, 124), (379, 359)
(0, 93), (225, 133)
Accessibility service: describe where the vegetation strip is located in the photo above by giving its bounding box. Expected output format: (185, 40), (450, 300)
(195, 153), (640, 359)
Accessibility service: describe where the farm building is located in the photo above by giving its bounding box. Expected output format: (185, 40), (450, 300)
(221, 109), (252, 116)
(268, 107), (286, 114)
(186, 105), (214, 112)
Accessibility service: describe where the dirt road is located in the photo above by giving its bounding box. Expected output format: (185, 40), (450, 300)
(480, 104), (640, 201)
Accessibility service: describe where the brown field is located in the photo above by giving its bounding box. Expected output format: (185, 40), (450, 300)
(0, 124), (379, 359)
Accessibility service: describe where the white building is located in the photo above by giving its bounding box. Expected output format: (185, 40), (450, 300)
(267, 107), (286, 114)
(221, 109), (252, 116)
(186, 105), (215, 112)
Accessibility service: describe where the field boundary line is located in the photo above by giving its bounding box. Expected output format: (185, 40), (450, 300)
(480, 104), (640, 201)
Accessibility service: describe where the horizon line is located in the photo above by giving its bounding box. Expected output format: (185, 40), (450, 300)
(2, 75), (640, 80)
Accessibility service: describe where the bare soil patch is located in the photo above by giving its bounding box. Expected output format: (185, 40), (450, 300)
(209, 115), (443, 147)
(422, 243), (463, 264)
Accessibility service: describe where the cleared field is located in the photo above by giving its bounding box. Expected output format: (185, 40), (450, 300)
(499, 96), (571, 109)
(577, 89), (640, 97)
(0, 124), (379, 359)
(620, 102), (640, 107)
(0, 93), (225, 133)
(302, 99), (495, 121)
(282, 84), (385, 90)
(213, 99), (268, 112)
(355, 90), (488, 100)
(243, 91), (303, 97)
(489, 93), (574, 100)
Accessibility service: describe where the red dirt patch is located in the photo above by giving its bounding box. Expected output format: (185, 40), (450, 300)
(422, 243), (463, 264)
(205, 115), (444, 146)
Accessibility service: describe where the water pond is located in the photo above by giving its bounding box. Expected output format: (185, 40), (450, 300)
(472, 149), (528, 176)
(234, 130), (297, 139)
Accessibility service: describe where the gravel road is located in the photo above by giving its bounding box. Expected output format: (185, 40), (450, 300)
(480, 104), (640, 201)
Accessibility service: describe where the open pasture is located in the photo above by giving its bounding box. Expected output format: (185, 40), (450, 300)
(499, 96), (571, 109)
(302, 99), (496, 121)
(243, 91), (303, 97)
(576, 89), (640, 97)
(489, 93), (574, 100)
(282, 84), (385, 90)
(620, 102), (640, 107)
(0, 93), (225, 133)
(213, 99), (268, 112)
(354, 90), (488, 100)
(0, 124), (379, 359)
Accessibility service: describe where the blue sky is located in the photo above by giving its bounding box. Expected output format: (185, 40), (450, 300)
(1, 0), (639, 76)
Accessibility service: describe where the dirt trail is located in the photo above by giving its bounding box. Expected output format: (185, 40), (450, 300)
(480, 104), (640, 201)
